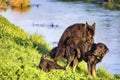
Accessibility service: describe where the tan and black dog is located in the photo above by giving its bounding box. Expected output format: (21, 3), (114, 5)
(72, 43), (109, 77)
(87, 43), (109, 77)
(54, 22), (96, 70)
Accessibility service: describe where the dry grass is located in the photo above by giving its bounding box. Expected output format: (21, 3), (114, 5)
(0, 0), (8, 10)
(0, 0), (30, 10)
(10, 0), (30, 8)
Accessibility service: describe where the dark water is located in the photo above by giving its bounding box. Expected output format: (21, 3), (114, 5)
(1, 0), (120, 74)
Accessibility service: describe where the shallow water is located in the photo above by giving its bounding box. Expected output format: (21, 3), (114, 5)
(1, 0), (120, 74)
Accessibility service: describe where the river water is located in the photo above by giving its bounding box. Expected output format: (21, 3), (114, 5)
(1, 0), (120, 74)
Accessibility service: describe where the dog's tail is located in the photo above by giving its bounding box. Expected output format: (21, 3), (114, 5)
(104, 44), (109, 52)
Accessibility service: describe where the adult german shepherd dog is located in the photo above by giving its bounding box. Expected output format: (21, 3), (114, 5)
(54, 22), (96, 70)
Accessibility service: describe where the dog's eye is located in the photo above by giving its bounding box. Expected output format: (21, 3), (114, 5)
(96, 56), (100, 60)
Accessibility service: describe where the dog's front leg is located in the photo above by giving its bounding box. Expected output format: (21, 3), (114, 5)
(87, 62), (92, 76)
(91, 63), (96, 77)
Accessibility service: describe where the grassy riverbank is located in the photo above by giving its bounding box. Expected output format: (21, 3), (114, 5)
(0, 15), (119, 80)
(0, 0), (30, 11)
(59, 0), (120, 10)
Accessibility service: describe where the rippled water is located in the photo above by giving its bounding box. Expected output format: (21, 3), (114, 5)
(1, 0), (120, 74)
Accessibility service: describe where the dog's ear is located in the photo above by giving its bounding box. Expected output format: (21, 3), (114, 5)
(89, 23), (96, 36)
(86, 22), (88, 25)
(103, 45), (109, 55)
(104, 44), (109, 53)
(92, 23), (96, 29)
(85, 22), (89, 29)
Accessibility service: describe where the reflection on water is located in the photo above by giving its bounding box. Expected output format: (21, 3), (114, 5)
(1, 0), (120, 74)
(33, 22), (59, 28)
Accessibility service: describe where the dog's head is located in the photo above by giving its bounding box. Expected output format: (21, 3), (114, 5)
(86, 22), (96, 37)
(39, 55), (53, 72)
(85, 22), (96, 44)
(92, 43), (109, 63)
(39, 54), (47, 71)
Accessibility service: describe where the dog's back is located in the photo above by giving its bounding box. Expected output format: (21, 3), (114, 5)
(54, 23), (88, 61)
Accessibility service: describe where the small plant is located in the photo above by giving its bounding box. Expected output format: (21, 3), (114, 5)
(114, 74), (120, 79)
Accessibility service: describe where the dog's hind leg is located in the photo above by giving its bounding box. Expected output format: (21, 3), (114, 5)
(64, 56), (74, 70)
(54, 48), (65, 62)
(63, 46), (75, 70)
(72, 57), (78, 72)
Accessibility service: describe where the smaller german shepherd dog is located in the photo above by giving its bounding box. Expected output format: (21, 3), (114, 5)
(85, 43), (109, 77)
(39, 54), (63, 72)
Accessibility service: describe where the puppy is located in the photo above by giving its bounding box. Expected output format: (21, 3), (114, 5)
(39, 54), (63, 72)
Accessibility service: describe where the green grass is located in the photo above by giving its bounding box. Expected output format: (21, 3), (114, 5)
(0, 15), (119, 80)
